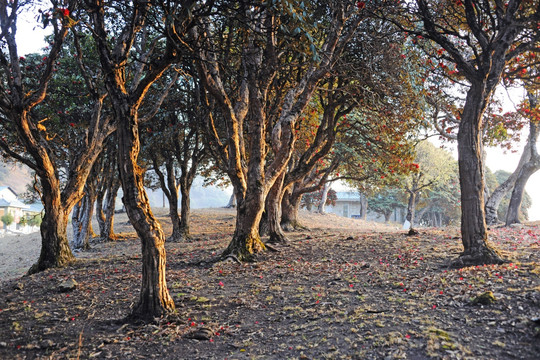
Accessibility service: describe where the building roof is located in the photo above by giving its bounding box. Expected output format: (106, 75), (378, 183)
(27, 203), (43, 213)
(0, 186), (18, 197)
(335, 191), (360, 202)
(0, 198), (30, 209)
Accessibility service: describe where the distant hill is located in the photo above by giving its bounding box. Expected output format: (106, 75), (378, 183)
(0, 161), (32, 195)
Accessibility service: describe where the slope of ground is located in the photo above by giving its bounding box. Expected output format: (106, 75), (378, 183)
(0, 208), (538, 359)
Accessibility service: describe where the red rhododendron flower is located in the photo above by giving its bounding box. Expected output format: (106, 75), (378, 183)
(60, 8), (69, 17)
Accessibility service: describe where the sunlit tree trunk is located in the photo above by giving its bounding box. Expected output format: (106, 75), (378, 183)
(29, 176), (75, 274)
(317, 182), (330, 214)
(114, 100), (175, 317)
(89, 0), (178, 318)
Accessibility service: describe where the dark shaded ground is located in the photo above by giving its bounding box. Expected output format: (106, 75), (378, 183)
(0, 208), (538, 359)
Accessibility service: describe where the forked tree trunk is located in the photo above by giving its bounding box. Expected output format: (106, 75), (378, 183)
(485, 142), (531, 225)
(456, 83), (503, 266)
(90, 0), (178, 319)
(266, 172), (287, 244)
(97, 177), (120, 241)
(28, 180), (75, 274)
(505, 162), (539, 226)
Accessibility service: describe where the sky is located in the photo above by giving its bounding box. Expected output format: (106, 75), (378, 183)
(13, 8), (540, 221)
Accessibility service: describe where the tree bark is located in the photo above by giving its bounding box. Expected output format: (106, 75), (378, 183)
(28, 178), (75, 274)
(153, 156), (183, 242)
(505, 164), (536, 225)
(225, 193), (236, 208)
(405, 191), (417, 228)
(89, 0), (177, 318)
(359, 193), (368, 220)
(222, 185), (266, 261)
(266, 171), (287, 244)
(317, 182), (330, 214)
(115, 101), (175, 318)
(178, 174), (192, 240)
(485, 142), (531, 225)
(71, 194), (95, 251)
(456, 83), (503, 266)
(281, 185), (306, 231)
(505, 119), (540, 226)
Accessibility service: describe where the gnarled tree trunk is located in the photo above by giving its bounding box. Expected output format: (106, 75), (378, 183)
(97, 176), (120, 241)
(114, 100), (175, 318)
(29, 177), (75, 274)
(222, 185), (266, 261)
(359, 193), (368, 220)
(405, 191), (417, 228)
(281, 185), (305, 231)
(178, 172), (193, 240)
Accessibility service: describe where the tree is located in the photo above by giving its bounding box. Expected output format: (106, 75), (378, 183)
(85, 0), (182, 318)
(0, 1), (115, 273)
(390, 0), (540, 266)
(95, 139), (121, 241)
(402, 141), (455, 232)
(368, 188), (404, 223)
(1, 212), (13, 228)
(492, 169), (532, 222)
(170, 1), (365, 260)
(144, 73), (207, 241)
(505, 93), (540, 225)
(418, 171), (461, 227)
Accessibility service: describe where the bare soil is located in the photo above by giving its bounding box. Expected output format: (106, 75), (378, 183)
(0, 208), (538, 359)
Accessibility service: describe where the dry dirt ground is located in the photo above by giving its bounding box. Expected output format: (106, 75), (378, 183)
(0, 208), (538, 359)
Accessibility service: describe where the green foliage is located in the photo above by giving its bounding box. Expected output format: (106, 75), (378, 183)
(368, 188), (405, 222)
(28, 214), (43, 227)
(1, 212), (14, 226)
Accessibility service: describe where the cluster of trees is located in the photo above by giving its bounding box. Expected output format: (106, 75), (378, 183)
(365, 141), (531, 227)
(0, 1), (538, 319)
